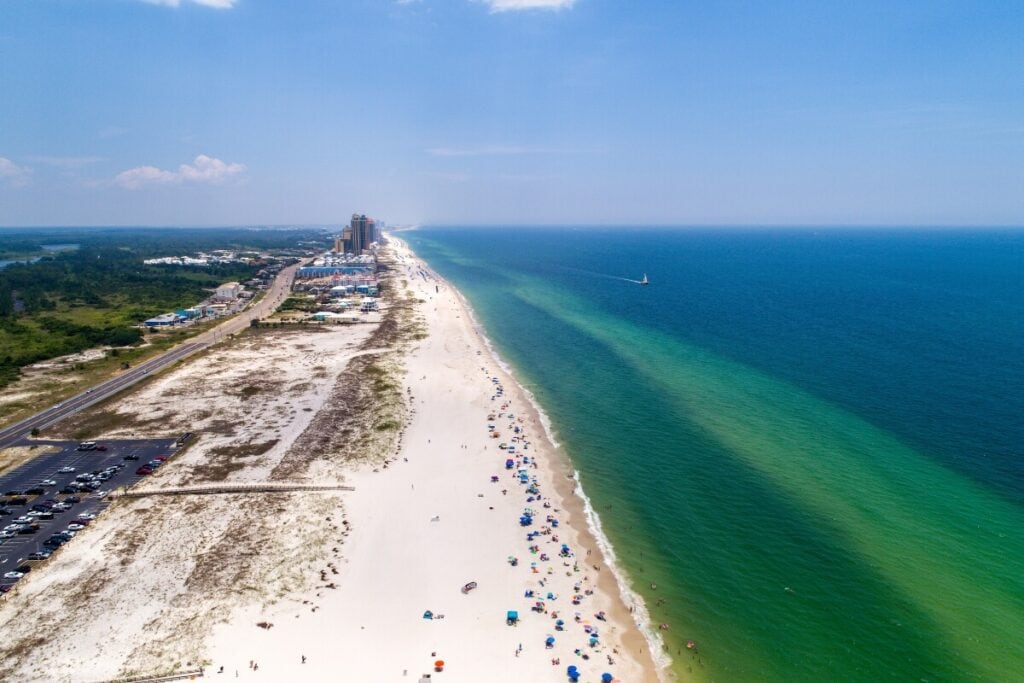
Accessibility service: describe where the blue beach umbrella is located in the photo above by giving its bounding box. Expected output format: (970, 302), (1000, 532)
(602, 674), (614, 683)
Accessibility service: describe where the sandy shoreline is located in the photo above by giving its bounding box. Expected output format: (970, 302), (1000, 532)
(204, 236), (663, 681)
(446, 258), (670, 674)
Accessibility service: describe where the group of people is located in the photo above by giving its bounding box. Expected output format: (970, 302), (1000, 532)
(482, 369), (618, 681)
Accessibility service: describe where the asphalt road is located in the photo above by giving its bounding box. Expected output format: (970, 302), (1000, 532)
(0, 260), (302, 450)
(0, 438), (179, 584)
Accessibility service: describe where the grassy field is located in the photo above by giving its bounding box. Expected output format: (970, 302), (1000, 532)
(0, 318), (224, 430)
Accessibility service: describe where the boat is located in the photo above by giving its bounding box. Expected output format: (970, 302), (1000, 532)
(640, 273), (649, 286)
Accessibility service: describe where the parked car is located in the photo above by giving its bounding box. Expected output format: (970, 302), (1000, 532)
(27, 551), (51, 561)
(123, 454), (140, 461)
(77, 513), (96, 520)
(0, 508), (11, 516)
(58, 466), (76, 473)
(7, 497), (28, 506)
(0, 584), (11, 593)
(76, 442), (97, 451)
(40, 479), (57, 486)
(14, 564), (31, 574)
(3, 571), (24, 580)
(60, 486), (80, 494)
(24, 487), (45, 496)
(4, 490), (22, 496)
(96, 445), (108, 451)
(136, 467), (153, 476)
(67, 523), (85, 531)
(64, 496), (81, 504)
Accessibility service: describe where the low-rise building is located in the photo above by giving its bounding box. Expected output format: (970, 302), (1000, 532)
(215, 282), (242, 301)
(144, 313), (184, 327)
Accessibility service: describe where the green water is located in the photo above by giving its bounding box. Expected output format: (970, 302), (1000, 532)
(403, 227), (1024, 682)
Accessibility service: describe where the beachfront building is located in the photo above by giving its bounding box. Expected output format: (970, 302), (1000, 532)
(144, 313), (184, 327)
(340, 213), (380, 255)
(214, 282), (242, 301)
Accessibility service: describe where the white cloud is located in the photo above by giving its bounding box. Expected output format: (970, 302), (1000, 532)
(477, 0), (575, 12)
(139, 0), (237, 8)
(0, 157), (31, 187)
(114, 154), (246, 190)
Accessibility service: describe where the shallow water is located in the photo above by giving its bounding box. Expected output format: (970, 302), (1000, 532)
(403, 227), (1024, 682)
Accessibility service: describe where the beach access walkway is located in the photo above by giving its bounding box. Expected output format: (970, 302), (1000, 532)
(110, 482), (354, 498)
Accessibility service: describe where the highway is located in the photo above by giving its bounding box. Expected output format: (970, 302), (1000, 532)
(0, 260), (302, 450)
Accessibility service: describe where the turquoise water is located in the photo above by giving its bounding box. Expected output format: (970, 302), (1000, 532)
(402, 227), (1024, 682)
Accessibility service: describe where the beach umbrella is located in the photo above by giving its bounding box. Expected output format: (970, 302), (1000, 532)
(602, 674), (614, 683)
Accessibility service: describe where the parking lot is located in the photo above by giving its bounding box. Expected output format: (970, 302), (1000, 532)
(0, 437), (182, 589)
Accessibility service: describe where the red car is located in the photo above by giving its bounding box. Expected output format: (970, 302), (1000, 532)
(96, 445), (108, 451)
(135, 467), (153, 476)
(155, 456), (168, 462)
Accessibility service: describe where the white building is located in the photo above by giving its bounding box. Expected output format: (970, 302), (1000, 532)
(215, 282), (242, 301)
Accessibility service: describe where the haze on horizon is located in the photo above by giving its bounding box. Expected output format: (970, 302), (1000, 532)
(0, 1), (1021, 228)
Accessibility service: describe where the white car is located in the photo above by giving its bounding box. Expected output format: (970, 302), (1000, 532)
(58, 467), (76, 474)
(67, 523), (84, 531)
(77, 513), (96, 520)
(40, 480), (57, 486)
(0, 530), (16, 538)
(3, 571), (25, 580)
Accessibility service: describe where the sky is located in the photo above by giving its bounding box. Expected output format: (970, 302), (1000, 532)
(0, 0), (1022, 227)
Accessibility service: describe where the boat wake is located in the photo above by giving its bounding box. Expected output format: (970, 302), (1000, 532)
(565, 267), (645, 285)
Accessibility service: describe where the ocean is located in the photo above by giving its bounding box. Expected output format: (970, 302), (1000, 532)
(401, 226), (1024, 682)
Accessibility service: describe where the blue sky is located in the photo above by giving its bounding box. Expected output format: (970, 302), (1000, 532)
(0, 0), (1021, 226)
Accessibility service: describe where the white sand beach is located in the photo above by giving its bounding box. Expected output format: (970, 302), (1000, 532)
(204, 236), (662, 682)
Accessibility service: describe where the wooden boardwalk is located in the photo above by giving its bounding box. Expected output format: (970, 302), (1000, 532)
(111, 482), (354, 498)
(92, 667), (204, 683)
